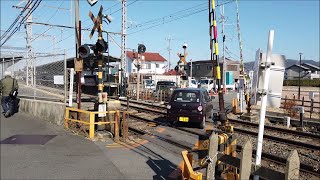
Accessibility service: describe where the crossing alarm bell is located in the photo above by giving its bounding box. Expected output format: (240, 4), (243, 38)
(138, 44), (146, 54)
(87, 0), (98, 6)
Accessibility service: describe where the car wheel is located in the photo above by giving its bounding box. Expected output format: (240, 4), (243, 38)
(199, 116), (206, 129)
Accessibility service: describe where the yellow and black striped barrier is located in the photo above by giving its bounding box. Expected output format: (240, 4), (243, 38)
(198, 131), (237, 177)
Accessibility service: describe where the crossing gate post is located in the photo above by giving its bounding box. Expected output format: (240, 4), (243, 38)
(285, 150), (300, 180)
(239, 140), (252, 180)
(198, 132), (237, 179)
(114, 111), (120, 143)
(206, 133), (219, 179)
(121, 111), (129, 142)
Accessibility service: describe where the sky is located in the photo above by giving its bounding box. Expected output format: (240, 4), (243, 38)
(1, 0), (319, 69)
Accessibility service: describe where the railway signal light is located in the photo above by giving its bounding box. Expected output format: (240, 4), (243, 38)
(138, 44), (146, 54)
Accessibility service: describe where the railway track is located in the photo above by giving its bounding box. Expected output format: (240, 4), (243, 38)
(120, 99), (320, 150)
(127, 112), (320, 177)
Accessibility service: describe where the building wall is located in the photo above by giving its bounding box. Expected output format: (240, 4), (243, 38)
(130, 60), (166, 74)
(285, 66), (314, 79)
(186, 61), (240, 82)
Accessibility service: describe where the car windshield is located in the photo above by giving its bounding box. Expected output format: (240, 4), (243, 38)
(191, 80), (197, 85)
(157, 81), (176, 86)
(172, 91), (200, 103)
(145, 80), (154, 85)
(200, 80), (209, 84)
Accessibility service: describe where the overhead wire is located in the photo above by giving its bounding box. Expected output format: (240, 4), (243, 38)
(31, 1), (65, 43)
(126, 0), (235, 35)
(127, 2), (207, 29)
(128, 8), (207, 35)
(1, 0), (42, 47)
(0, 0), (32, 40)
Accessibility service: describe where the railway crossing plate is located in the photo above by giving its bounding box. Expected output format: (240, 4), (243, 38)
(89, 5), (103, 39)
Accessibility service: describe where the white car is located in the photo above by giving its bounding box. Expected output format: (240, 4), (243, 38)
(188, 78), (198, 88)
(144, 79), (156, 90)
(200, 78), (215, 92)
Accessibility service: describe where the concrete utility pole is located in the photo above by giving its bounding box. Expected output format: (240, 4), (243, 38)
(120, 0), (127, 97)
(165, 35), (173, 70)
(298, 53), (302, 99)
(25, 0), (34, 86)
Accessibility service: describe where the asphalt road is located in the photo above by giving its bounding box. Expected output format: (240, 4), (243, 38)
(0, 112), (125, 180)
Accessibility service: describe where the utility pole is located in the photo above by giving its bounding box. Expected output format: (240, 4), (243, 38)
(120, 0), (127, 97)
(13, 0), (35, 86)
(165, 36), (173, 70)
(298, 53), (302, 99)
(190, 59), (193, 78)
(74, 0), (81, 109)
(236, 0), (245, 90)
(25, 0), (34, 87)
(221, 4), (226, 93)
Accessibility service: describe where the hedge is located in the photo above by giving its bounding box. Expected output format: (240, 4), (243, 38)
(283, 79), (320, 87)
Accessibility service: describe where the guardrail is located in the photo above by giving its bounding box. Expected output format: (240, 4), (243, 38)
(65, 107), (129, 142)
(127, 89), (171, 102)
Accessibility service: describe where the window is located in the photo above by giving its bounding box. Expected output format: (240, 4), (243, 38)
(207, 65), (212, 70)
(227, 65), (238, 71)
(133, 69), (136, 72)
(203, 91), (210, 102)
(196, 65), (200, 70)
(146, 64), (151, 69)
(156, 64), (159, 68)
(173, 91), (199, 103)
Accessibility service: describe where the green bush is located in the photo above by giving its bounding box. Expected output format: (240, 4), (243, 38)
(283, 79), (320, 87)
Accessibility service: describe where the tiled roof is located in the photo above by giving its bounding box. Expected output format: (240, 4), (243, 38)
(126, 51), (167, 62)
(163, 69), (178, 75)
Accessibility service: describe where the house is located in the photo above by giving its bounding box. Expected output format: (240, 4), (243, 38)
(285, 63), (320, 80)
(301, 63), (320, 73)
(186, 57), (241, 83)
(126, 51), (167, 75)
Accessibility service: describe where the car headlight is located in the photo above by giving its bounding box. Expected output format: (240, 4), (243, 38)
(167, 105), (171, 109)
(170, 88), (173, 91)
(197, 106), (203, 111)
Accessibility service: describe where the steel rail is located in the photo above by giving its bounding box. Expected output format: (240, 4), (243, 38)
(128, 113), (320, 176)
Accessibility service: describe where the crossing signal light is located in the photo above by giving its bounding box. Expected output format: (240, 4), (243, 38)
(95, 39), (108, 54)
(78, 44), (91, 58)
(78, 40), (108, 58)
(138, 44), (146, 54)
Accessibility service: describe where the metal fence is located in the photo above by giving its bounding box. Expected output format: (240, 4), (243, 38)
(1, 51), (76, 103)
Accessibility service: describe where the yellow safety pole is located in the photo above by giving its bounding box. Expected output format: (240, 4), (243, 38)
(89, 113), (95, 139)
(65, 108), (70, 128)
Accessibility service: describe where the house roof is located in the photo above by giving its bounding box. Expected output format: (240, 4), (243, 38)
(126, 51), (167, 62)
(301, 63), (320, 71)
(163, 69), (178, 75)
(187, 57), (240, 65)
(286, 64), (310, 71)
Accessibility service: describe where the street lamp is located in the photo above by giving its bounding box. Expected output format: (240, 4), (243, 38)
(298, 53), (302, 99)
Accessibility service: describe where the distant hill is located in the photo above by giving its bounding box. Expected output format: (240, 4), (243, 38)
(244, 59), (319, 71)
